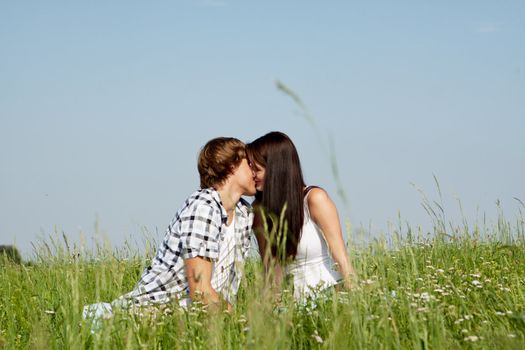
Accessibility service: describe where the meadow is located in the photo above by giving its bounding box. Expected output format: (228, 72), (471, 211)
(1, 205), (524, 350)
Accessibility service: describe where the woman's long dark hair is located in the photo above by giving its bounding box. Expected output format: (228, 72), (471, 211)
(246, 131), (306, 259)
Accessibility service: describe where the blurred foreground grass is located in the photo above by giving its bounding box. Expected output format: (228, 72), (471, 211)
(1, 212), (524, 349)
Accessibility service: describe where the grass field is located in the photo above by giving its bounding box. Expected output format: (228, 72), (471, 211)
(1, 210), (524, 349)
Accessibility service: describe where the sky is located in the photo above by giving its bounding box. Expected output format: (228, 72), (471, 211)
(1, 0), (524, 258)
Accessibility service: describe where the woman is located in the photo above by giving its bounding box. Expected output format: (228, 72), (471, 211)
(246, 131), (355, 300)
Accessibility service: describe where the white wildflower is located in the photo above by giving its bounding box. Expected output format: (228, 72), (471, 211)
(436, 268), (445, 273)
(508, 333), (516, 338)
(464, 315), (473, 320)
(471, 280), (482, 287)
(312, 334), (323, 344)
(461, 329), (468, 334)
(495, 311), (506, 316)
(420, 292), (431, 302)
(470, 273), (481, 278)
(44, 310), (55, 315)
(464, 335), (479, 342)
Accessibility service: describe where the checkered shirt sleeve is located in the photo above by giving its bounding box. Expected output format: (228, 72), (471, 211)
(179, 201), (221, 260)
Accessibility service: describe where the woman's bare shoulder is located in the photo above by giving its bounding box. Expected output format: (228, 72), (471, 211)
(306, 187), (331, 208)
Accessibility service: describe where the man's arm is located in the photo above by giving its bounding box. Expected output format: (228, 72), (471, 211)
(185, 256), (232, 311)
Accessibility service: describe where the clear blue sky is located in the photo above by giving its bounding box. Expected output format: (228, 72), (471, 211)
(1, 1), (524, 257)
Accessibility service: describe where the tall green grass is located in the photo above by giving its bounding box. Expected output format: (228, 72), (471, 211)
(1, 208), (524, 349)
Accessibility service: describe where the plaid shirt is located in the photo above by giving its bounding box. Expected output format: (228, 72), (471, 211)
(121, 188), (253, 307)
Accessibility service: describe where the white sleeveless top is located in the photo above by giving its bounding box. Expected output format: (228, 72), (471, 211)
(285, 189), (342, 299)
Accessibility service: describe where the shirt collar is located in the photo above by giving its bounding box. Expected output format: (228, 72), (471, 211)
(206, 188), (251, 223)
(235, 197), (251, 217)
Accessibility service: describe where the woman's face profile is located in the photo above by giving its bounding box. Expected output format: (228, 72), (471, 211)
(250, 162), (266, 192)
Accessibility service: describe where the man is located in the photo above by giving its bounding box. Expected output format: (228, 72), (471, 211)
(120, 136), (256, 310)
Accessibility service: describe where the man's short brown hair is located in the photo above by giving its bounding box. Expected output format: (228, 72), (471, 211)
(198, 137), (246, 188)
